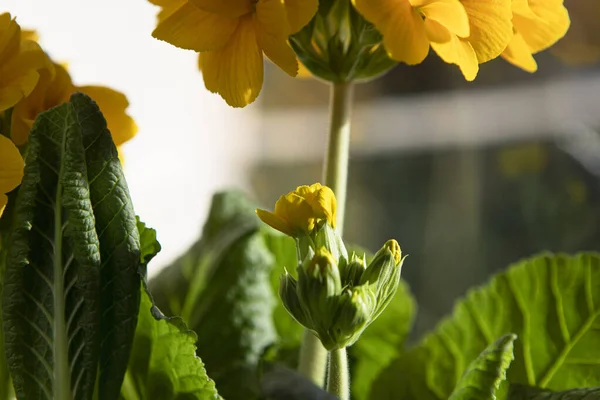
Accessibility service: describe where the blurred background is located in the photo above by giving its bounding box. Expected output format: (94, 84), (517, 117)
(4, 0), (600, 339)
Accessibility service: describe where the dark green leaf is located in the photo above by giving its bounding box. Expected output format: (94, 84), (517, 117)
(372, 253), (600, 399)
(509, 384), (600, 399)
(120, 285), (219, 400)
(449, 334), (516, 400)
(149, 191), (277, 400)
(71, 93), (142, 400)
(2, 93), (141, 400)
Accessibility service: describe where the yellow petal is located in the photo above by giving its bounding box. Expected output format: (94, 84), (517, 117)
(460, 0), (513, 63)
(11, 63), (73, 146)
(501, 31), (538, 72)
(424, 18), (452, 43)
(153, 2), (239, 52)
(256, 0), (298, 76)
(413, 0), (470, 38)
(513, 0), (570, 54)
(274, 192), (316, 234)
(353, 0), (430, 65)
(188, 0), (252, 18)
(0, 13), (19, 60)
(431, 33), (478, 80)
(0, 134), (24, 197)
(77, 86), (138, 146)
(256, 208), (294, 236)
(284, 0), (319, 34)
(198, 15), (264, 107)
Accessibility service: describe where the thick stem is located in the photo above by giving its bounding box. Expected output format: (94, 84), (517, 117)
(327, 348), (350, 400)
(323, 82), (354, 234)
(297, 82), (354, 386)
(298, 330), (328, 386)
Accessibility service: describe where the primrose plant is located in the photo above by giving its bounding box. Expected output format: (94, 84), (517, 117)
(1, 1), (598, 400)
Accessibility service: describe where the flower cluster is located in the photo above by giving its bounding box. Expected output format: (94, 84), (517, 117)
(151, 0), (318, 107)
(0, 13), (137, 218)
(150, 0), (570, 105)
(257, 183), (406, 350)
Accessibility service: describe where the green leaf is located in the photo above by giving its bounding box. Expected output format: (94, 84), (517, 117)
(508, 384), (600, 399)
(449, 334), (517, 400)
(350, 279), (416, 400)
(149, 191), (277, 400)
(120, 285), (219, 400)
(263, 232), (303, 347)
(136, 217), (161, 272)
(372, 253), (600, 400)
(2, 93), (141, 400)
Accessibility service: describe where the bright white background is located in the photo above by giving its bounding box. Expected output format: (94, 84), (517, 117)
(3, 0), (263, 274)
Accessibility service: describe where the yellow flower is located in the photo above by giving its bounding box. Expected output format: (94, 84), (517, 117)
(11, 61), (137, 150)
(151, 0), (318, 107)
(501, 0), (570, 72)
(352, 0), (513, 81)
(0, 134), (24, 218)
(256, 183), (337, 237)
(0, 13), (50, 112)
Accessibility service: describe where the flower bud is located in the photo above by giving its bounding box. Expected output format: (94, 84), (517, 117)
(340, 252), (366, 286)
(290, 0), (397, 83)
(330, 286), (374, 348)
(297, 248), (342, 325)
(312, 222), (348, 263)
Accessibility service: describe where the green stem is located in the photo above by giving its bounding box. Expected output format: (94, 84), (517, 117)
(327, 348), (350, 400)
(297, 82), (354, 386)
(323, 82), (354, 234)
(298, 330), (328, 386)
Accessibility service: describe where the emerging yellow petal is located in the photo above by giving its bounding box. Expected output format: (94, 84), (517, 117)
(152, 2), (239, 52)
(256, 0), (298, 76)
(0, 134), (24, 218)
(256, 183), (337, 237)
(78, 86), (138, 146)
(198, 15), (264, 107)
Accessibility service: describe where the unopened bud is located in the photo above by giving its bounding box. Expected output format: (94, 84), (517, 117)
(279, 271), (310, 328)
(341, 252), (367, 286)
(312, 222), (348, 262)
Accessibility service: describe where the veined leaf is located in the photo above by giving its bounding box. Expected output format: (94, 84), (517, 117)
(372, 253), (600, 399)
(121, 285), (219, 400)
(508, 384), (600, 399)
(2, 93), (141, 400)
(149, 191), (277, 400)
(449, 334), (517, 400)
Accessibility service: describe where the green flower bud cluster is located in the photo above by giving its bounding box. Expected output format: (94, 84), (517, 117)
(280, 230), (405, 350)
(290, 0), (398, 83)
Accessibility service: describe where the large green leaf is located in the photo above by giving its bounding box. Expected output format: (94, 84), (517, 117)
(121, 285), (219, 400)
(2, 93), (141, 400)
(372, 253), (600, 400)
(449, 334), (516, 400)
(508, 384), (600, 399)
(149, 191), (277, 400)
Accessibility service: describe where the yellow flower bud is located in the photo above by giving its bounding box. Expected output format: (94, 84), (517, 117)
(256, 183), (337, 237)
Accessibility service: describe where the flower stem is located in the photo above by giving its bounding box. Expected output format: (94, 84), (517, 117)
(327, 348), (350, 400)
(297, 82), (354, 386)
(323, 82), (354, 234)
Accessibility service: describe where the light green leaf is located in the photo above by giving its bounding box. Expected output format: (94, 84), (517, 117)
(372, 253), (600, 400)
(136, 217), (161, 272)
(120, 285), (219, 400)
(149, 191), (277, 400)
(449, 334), (516, 400)
(2, 93), (141, 400)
